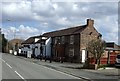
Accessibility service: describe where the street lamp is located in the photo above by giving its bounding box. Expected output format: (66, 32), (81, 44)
(7, 19), (17, 55)
(7, 19), (16, 39)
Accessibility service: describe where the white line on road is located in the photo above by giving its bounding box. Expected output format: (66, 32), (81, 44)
(42, 65), (82, 79)
(0, 58), (5, 63)
(15, 71), (25, 80)
(6, 63), (12, 69)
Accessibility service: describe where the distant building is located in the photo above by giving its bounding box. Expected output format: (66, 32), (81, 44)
(0, 28), (7, 53)
(8, 39), (24, 54)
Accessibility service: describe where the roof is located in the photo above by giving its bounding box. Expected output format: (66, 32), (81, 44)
(106, 42), (115, 47)
(43, 25), (87, 37)
(22, 35), (47, 44)
(35, 39), (46, 44)
(105, 47), (120, 51)
(22, 37), (35, 44)
(106, 42), (120, 50)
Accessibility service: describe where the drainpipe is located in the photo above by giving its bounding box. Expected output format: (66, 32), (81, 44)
(45, 44), (46, 62)
(107, 50), (110, 64)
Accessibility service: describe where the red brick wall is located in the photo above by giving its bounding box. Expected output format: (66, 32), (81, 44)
(89, 52), (119, 65)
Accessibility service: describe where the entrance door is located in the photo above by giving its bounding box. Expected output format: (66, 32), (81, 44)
(82, 49), (86, 63)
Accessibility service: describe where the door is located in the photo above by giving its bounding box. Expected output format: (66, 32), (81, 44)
(82, 49), (86, 63)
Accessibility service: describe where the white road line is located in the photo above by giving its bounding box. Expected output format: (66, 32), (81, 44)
(15, 71), (25, 80)
(42, 65), (82, 79)
(6, 63), (12, 69)
(0, 58), (5, 63)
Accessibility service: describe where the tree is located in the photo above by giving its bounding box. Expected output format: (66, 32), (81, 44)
(2, 36), (8, 53)
(86, 39), (106, 69)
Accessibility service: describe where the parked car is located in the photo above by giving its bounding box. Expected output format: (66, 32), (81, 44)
(115, 54), (120, 67)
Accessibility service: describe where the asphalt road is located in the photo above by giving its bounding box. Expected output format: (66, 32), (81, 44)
(1, 53), (86, 81)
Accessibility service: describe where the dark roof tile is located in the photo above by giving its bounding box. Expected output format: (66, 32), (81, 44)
(43, 25), (87, 37)
(22, 37), (35, 44)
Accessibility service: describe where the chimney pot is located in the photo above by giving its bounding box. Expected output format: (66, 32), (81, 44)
(87, 19), (94, 26)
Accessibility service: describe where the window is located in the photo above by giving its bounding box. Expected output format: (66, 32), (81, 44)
(69, 48), (74, 57)
(55, 37), (61, 44)
(61, 36), (65, 44)
(55, 37), (58, 44)
(70, 35), (74, 44)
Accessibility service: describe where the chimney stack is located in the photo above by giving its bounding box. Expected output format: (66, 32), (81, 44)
(87, 19), (94, 27)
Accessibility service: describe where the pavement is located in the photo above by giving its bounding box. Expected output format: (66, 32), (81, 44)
(17, 55), (120, 81)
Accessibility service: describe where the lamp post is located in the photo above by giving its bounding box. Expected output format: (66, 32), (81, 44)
(7, 19), (17, 55)
(7, 19), (16, 39)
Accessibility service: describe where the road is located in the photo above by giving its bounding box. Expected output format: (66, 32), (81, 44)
(1, 53), (86, 81)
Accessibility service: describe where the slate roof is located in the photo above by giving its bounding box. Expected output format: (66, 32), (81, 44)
(43, 25), (87, 37)
(22, 37), (35, 44)
(35, 39), (46, 44)
(22, 35), (47, 44)
(106, 42), (120, 49)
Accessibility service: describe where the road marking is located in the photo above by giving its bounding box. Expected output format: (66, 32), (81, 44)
(2, 59), (6, 63)
(0, 58), (5, 63)
(41, 65), (81, 79)
(6, 63), (12, 69)
(15, 71), (25, 80)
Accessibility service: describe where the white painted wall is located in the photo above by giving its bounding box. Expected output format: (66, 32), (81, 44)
(34, 43), (46, 57)
(35, 43), (40, 57)
(21, 44), (33, 56)
(45, 37), (52, 57)
(35, 38), (39, 42)
(21, 37), (52, 58)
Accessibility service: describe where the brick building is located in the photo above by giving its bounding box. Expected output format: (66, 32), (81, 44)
(7, 39), (24, 55)
(43, 19), (102, 63)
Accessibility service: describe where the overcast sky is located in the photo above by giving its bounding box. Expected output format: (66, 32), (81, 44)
(0, 0), (119, 44)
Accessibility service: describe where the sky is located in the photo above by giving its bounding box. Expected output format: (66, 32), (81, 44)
(0, 0), (120, 45)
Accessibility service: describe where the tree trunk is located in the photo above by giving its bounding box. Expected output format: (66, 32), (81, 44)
(95, 59), (99, 70)
(95, 59), (98, 64)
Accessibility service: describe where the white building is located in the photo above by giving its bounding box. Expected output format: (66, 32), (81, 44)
(21, 36), (51, 59)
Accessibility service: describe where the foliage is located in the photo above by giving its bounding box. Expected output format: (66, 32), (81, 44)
(87, 39), (106, 66)
(2, 36), (8, 52)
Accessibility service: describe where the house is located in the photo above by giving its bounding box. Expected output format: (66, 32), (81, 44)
(21, 35), (48, 58)
(43, 19), (102, 63)
(21, 36), (39, 57)
(8, 39), (24, 54)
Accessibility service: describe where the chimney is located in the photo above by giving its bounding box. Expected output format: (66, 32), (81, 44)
(87, 19), (94, 27)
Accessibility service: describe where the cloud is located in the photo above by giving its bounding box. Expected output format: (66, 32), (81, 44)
(2, 25), (39, 40)
(1, 1), (119, 44)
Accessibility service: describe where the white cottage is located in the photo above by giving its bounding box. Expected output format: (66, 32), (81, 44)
(35, 36), (51, 58)
(21, 36), (51, 59)
(21, 37), (36, 58)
